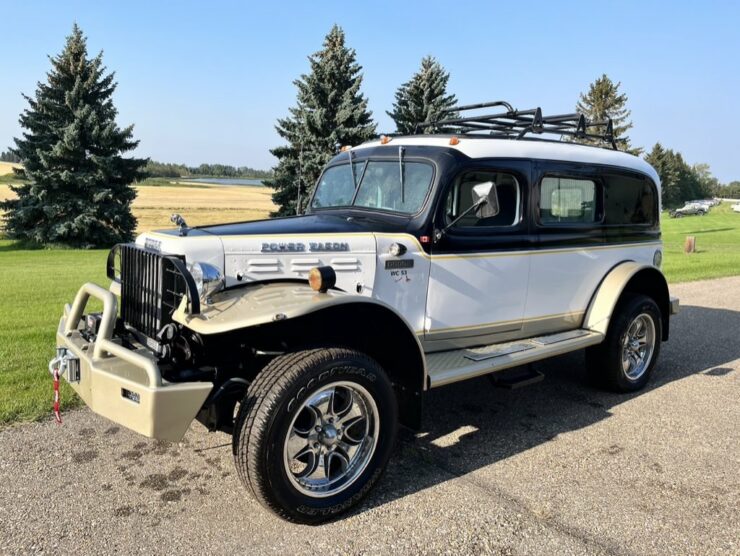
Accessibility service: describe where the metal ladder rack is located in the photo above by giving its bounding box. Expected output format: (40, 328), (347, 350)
(414, 100), (618, 149)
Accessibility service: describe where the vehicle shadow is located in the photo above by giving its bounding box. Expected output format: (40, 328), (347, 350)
(358, 304), (740, 515)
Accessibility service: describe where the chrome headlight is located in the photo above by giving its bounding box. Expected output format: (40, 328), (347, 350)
(187, 261), (224, 302)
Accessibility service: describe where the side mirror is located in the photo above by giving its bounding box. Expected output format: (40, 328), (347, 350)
(435, 181), (501, 241)
(471, 181), (499, 218)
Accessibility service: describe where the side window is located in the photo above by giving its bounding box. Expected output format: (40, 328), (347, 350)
(540, 176), (598, 224)
(604, 173), (656, 225)
(444, 171), (521, 228)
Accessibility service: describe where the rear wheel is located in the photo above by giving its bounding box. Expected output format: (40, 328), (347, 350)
(586, 293), (661, 392)
(233, 348), (398, 524)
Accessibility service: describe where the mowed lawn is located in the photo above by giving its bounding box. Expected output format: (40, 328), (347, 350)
(0, 184), (738, 425)
(0, 242), (108, 422)
(661, 203), (740, 282)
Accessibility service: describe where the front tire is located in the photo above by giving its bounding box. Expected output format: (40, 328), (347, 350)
(586, 293), (662, 392)
(233, 348), (398, 524)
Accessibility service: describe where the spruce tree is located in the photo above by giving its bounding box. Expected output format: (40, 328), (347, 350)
(645, 143), (678, 208)
(573, 74), (640, 154)
(266, 25), (376, 216)
(645, 143), (705, 208)
(1, 24), (145, 247)
(387, 56), (457, 134)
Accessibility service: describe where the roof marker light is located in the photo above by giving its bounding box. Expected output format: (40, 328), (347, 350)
(449, 136), (460, 145)
(380, 135), (392, 145)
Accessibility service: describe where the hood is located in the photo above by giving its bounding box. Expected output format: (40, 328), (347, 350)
(193, 212), (406, 237)
(137, 212), (391, 291)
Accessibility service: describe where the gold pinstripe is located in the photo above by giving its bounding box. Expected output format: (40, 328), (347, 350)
(424, 310), (585, 336)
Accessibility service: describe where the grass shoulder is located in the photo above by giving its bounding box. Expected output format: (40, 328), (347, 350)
(660, 203), (740, 282)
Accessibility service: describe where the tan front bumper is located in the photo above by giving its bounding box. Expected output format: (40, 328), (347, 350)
(54, 283), (212, 442)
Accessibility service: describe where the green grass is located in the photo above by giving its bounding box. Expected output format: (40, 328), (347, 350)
(660, 202), (740, 282)
(0, 241), (107, 423)
(0, 202), (738, 425)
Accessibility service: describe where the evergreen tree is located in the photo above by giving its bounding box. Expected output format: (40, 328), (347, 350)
(266, 25), (376, 216)
(645, 143), (705, 208)
(1, 24), (145, 247)
(387, 56), (457, 134)
(574, 74), (640, 154)
(645, 143), (679, 208)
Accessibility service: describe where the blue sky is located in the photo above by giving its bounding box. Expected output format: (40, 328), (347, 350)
(1, 1), (739, 182)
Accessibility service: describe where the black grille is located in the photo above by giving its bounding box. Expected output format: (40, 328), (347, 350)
(118, 244), (189, 340)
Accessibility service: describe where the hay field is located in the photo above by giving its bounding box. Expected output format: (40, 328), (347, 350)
(0, 182), (276, 233)
(0, 162), (21, 175)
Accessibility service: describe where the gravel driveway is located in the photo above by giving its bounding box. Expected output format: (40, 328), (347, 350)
(1, 277), (738, 555)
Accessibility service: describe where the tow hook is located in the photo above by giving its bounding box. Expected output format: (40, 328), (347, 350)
(48, 348), (81, 424)
(48, 348), (80, 383)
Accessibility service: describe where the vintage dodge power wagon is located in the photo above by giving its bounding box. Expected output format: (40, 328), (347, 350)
(51, 102), (679, 523)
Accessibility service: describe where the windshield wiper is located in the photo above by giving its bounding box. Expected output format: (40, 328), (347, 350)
(399, 146), (405, 203)
(348, 148), (357, 188)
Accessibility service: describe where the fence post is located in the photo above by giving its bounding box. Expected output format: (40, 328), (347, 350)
(684, 236), (696, 253)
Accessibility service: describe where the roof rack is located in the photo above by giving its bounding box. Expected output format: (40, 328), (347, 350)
(414, 101), (617, 150)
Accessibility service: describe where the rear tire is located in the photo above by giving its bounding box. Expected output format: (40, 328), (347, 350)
(233, 348), (398, 524)
(586, 293), (662, 392)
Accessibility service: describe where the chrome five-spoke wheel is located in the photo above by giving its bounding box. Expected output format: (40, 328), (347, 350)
(284, 382), (379, 498)
(233, 348), (397, 523)
(621, 313), (656, 381)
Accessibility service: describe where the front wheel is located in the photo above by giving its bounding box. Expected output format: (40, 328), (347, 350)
(586, 293), (662, 392)
(233, 348), (398, 524)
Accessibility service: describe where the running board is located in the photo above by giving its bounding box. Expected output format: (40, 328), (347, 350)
(426, 329), (604, 388)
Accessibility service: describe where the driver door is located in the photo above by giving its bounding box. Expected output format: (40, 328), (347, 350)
(424, 162), (532, 351)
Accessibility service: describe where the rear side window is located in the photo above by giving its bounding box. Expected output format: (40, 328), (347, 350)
(540, 177), (598, 224)
(603, 174), (656, 225)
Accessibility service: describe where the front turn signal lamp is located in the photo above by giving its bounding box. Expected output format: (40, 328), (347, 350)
(308, 266), (337, 293)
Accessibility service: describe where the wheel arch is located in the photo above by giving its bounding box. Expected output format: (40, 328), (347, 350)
(178, 283), (427, 430)
(246, 302), (427, 429)
(585, 262), (671, 341)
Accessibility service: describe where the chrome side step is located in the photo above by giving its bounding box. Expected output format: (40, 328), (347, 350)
(425, 329), (604, 388)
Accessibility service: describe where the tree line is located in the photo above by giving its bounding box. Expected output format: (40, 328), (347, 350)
(2, 24), (736, 248)
(143, 160), (272, 179)
(0, 150), (21, 163)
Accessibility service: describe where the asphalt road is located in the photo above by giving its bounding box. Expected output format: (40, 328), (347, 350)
(1, 277), (738, 555)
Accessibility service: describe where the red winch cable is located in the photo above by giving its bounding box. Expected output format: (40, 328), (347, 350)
(53, 367), (62, 424)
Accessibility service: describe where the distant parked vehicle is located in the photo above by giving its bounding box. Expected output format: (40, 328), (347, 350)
(732, 203), (740, 213)
(670, 203), (708, 217)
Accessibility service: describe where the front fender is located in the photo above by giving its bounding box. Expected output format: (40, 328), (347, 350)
(172, 282), (412, 336)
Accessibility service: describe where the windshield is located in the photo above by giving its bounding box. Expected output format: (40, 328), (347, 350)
(311, 160), (434, 214)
